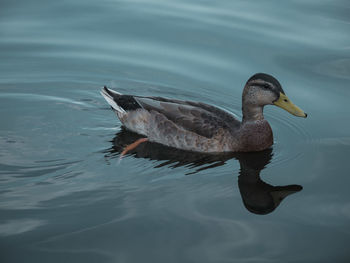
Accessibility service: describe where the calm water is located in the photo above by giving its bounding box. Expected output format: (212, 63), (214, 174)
(1, 0), (350, 262)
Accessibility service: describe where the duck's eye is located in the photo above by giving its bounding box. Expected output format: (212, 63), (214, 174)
(284, 99), (288, 102)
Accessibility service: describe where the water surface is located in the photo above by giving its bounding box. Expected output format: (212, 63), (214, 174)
(1, 0), (350, 262)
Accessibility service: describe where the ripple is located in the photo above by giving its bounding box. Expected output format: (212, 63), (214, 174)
(0, 92), (89, 106)
(0, 219), (46, 236)
(317, 137), (350, 146)
(314, 58), (350, 80)
(266, 109), (313, 167)
(0, 159), (81, 182)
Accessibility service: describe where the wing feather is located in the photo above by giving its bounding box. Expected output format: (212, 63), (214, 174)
(134, 96), (240, 138)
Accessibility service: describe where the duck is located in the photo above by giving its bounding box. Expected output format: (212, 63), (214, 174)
(100, 73), (307, 154)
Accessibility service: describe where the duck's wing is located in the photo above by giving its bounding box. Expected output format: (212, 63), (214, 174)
(134, 96), (241, 139)
(101, 87), (241, 139)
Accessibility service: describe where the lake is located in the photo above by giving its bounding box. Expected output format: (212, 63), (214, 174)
(1, 0), (350, 262)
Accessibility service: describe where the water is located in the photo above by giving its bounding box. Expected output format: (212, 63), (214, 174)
(1, 0), (350, 262)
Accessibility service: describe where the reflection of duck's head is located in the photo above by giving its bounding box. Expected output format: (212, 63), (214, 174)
(105, 129), (302, 215)
(237, 149), (302, 215)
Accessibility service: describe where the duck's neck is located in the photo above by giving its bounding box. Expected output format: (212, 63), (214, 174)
(242, 103), (265, 123)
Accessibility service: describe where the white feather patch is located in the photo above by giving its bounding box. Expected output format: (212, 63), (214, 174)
(100, 88), (126, 114)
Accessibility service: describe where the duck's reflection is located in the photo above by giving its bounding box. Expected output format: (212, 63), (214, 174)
(104, 128), (302, 215)
(236, 151), (302, 215)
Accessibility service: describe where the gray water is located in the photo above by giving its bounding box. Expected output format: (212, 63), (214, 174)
(1, 0), (350, 262)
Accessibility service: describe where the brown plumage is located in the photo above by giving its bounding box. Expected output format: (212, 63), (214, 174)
(100, 73), (307, 153)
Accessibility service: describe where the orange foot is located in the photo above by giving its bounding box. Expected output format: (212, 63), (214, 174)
(120, 138), (148, 159)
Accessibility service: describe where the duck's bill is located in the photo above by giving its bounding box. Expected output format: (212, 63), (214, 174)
(273, 93), (307, 118)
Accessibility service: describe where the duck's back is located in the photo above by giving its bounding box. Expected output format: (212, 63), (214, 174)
(101, 87), (241, 152)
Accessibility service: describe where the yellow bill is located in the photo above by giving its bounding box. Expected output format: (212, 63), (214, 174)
(273, 93), (307, 118)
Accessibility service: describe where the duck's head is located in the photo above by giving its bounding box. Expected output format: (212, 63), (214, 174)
(243, 73), (307, 120)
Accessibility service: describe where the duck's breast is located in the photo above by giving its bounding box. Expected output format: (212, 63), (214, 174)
(237, 120), (273, 152)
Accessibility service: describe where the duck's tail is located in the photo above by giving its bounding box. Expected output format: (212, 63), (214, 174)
(100, 86), (126, 114)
